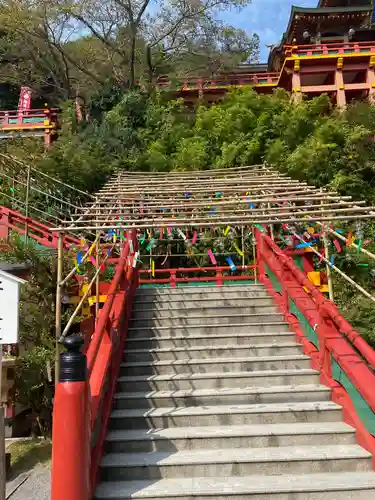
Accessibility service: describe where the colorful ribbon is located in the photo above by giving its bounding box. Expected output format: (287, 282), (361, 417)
(207, 249), (217, 265)
(226, 256), (236, 271)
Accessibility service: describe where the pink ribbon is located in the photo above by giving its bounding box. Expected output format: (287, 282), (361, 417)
(207, 249), (217, 265)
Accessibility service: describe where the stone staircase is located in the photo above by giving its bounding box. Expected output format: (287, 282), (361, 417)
(95, 284), (375, 499)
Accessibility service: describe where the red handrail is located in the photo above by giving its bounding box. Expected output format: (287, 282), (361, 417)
(257, 230), (375, 414)
(52, 230), (139, 500)
(0, 206), (79, 248)
(0, 108), (59, 115)
(285, 41), (375, 50)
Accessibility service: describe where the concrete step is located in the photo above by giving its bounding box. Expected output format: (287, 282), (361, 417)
(95, 472), (375, 499)
(127, 323), (290, 339)
(109, 401), (342, 430)
(120, 355), (311, 376)
(130, 312), (285, 328)
(135, 285), (265, 298)
(132, 302), (278, 320)
(105, 421), (355, 453)
(100, 444), (372, 481)
(113, 384), (331, 409)
(133, 296), (275, 311)
(126, 332), (296, 349)
(117, 368), (320, 392)
(124, 343), (302, 362)
(132, 305), (278, 319)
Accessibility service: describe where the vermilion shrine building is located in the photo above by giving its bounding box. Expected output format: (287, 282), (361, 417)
(158, 0), (375, 106)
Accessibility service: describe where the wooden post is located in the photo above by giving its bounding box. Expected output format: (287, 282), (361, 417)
(0, 347), (5, 500)
(24, 163), (31, 245)
(95, 231), (100, 324)
(252, 228), (257, 284)
(322, 226), (334, 302)
(268, 203), (274, 240)
(55, 233), (64, 384)
(241, 226), (245, 267)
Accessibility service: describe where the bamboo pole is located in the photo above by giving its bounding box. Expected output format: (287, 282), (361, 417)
(55, 233), (64, 384)
(252, 228), (257, 284)
(241, 227), (245, 267)
(290, 231), (375, 303)
(51, 213), (375, 233)
(24, 164), (31, 245)
(0, 152), (95, 198)
(68, 200), (367, 221)
(56, 205), (374, 226)
(60, 244), (115, 339)
(323, 226), (334, 301)
(72, 195), (355, 213)
(95, 230), (100, 323)
(322, 199), (334, 301)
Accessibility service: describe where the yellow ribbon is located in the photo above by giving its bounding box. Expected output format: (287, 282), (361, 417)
(234, 242), (244, 257)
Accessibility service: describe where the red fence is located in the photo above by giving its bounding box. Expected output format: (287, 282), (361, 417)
(0, 108), (59, 128)
(139, 265), (255, 287)
(256, 230), (375, 463)
(52, 231), (138, 500)
(155, 73), (279, 91)
(284, 40), (375, 58)
(0, 206), (79, 248)
(51, 227), (375, 500)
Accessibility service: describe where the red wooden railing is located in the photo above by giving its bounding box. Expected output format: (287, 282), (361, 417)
(51, 227), (375, 500)
(256, 229), (375, 464)
(52, 231), (138, 500)
(0, 108), (59, 128)
(284, 40), (375, 57)
(0, 206), (79, 248)
(155, 72), (279, 91)
(139, 265), (255, 287)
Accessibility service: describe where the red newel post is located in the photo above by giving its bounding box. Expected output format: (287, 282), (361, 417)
(52, 335), (91, 500)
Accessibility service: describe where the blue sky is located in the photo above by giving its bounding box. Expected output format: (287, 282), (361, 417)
(225, 0), (317, 61)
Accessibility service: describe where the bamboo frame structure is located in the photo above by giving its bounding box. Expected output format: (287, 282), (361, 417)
(50, 166), (375, 233)
(51, 163), (375, 351)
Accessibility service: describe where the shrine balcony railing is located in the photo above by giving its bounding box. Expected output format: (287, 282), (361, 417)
(0, 108), (59, 129)
(155, 72), (280, 91)
(284, 40), (375, 58)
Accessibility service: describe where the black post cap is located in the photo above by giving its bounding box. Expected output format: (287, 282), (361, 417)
(59, 334), (87, 383)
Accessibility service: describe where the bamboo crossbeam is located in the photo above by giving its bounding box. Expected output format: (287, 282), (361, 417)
(58, 204), (371, 227)
(64, 202), (369, 223)
(74, 195), (353, 213)
(51, 214), (375, 232)
(65, 200), (367, 218)
(100, 177), (306, 190)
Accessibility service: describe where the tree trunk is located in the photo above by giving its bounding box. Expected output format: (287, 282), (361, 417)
(146, 45), (154, 86)
(129, 28), (137, 89)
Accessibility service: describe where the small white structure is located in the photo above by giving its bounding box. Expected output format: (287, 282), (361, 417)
(0, 270), (26, 344)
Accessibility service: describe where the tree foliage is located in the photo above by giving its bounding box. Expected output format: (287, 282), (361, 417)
(0, 0), (259, 103)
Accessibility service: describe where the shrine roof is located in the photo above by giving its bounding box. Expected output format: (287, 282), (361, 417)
(284, 5), (372, 43)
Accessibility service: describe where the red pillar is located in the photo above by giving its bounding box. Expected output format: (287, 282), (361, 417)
(51, 335), (91, 500)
